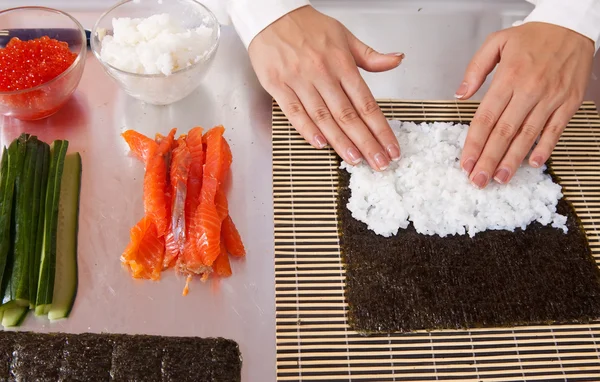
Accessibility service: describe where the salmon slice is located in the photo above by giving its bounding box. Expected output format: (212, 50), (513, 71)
(178, 127), (205, 273)
(214, 136), (245, 257)
(163, 136), (192, 268)
(144, 128), (176, 237)
(213, 241), (232, 277)
(184, 127), (204, 234)
(170, 136), (191, 247)
(164, 231), (178, 269)
(180, 127), (224, 273)
(121, 216), (165, 280)
(222, 215), (245, 257)
(181, 177), (220, 273)
(195, 127), (225, 266)
(215, 188), (228, 222)
(219, 136), (233, 183)
(122, 130), (158, 165)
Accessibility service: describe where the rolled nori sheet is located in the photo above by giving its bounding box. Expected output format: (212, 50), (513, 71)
(0, 331), (241, 382)
(338, 168), (600, 333)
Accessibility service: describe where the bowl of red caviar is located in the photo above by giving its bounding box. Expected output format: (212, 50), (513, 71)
(0, 7), (87, 121)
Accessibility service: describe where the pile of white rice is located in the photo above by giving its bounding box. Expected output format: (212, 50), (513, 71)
(99, 13), (214, 75)
(340, 121), (568, 238)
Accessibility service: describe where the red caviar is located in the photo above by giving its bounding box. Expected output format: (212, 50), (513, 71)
(0, 36), (77, 92)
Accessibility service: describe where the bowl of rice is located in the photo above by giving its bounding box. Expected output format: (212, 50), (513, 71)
(91, 0), (220, 105)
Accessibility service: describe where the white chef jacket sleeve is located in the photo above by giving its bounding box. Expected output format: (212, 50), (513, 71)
(522, 0), (600, 52)
(226, 0), (311, 49)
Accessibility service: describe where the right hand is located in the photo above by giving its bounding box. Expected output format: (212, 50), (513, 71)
(248, 5), (404, 171)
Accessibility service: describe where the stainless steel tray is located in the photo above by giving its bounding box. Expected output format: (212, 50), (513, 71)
(0, 9), (275, 382)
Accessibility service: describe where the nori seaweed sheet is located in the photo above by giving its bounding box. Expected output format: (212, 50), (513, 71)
(162, 337), (242, 382)
(338, 168), (600, 333)
(0, 331), (241, 382)
(10, 332), (66, 381)
(110, 335), (163, 381)
(59, 333), (113, 381)
(0, 331), (18, 381)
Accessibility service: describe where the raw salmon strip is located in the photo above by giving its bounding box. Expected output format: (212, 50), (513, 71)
(222, 215), (246, 257)
(215, 189), (228, 222)
(144, 128), (176, 237)
(214, 136), (245, 257)
(164, 232), (178, 269)
(122, 130), (158, 165)
(181, 126), (225, 272)
(163, 136), (192, 268)
(178, 127), (205, 272)
(184, 127), (204, 233)
(214, 137), (233, 222)
(213, 241), (232, 277)
(121, 216), (165, 280)
(218, 136), (233, 183)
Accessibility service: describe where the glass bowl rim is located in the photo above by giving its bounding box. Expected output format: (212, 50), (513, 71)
(90, 0), (221, 79)
(0, 6), (87, 96)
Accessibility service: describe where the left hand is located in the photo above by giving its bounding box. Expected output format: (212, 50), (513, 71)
(456, 22), (595, 188)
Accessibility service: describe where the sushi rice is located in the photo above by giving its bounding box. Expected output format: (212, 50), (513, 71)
(340, 121), (568, 238)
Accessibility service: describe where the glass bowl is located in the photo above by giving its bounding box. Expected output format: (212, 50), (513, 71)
(91, 0), (220, 106)
(0, 7), (87, 121)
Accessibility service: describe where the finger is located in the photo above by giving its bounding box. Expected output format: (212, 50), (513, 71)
(493, 105), (553, 184)
(460, 82), (512, 175)
(469, 93), (537, 188)
(315, 79), (390, 171)
(345, 29), (404, 73)
(339, 66), (401, 160)
(293, 84), (364, 165)
(529, 101), (580, 168)
(455, 31), (505, 100)
(272, 85), (328, 150)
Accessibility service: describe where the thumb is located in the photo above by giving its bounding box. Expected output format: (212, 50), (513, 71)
(346, 30), (404, 72)
(455, 32), (505, 100)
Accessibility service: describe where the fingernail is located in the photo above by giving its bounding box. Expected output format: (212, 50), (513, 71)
(386, 52), (405, 59)
(346, 147), (362, 164)
(386, 143), (401, 160)
(454, 82), (468, 99)
(493, 168), (510, 184)
(314, 134), (327, 149)
(373, 152), (390, 171)
(530, 156), (543, 167)
(462, 158), (475, 174)
(471, 171), (489, 189)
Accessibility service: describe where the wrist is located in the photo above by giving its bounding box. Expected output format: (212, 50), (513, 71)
(522, 0), (600, 53)
(228, 0), (311, 49)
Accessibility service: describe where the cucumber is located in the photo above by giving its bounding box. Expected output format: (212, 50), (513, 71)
(0, 194), (18, 313)
(29, 142), (50, 308)
(9, 137), (39, 306)
(2, 306), (27, 327)
(48, 153), (81, 321)
(35, 140), (68, 316)
(0, 137), (26, 291)
(0, 147), (11, 289)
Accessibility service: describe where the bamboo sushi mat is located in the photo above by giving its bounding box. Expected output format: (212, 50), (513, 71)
(272, 99), (600, 382)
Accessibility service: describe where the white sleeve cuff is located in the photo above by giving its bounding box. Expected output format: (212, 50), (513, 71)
(523, 0), (600, 52)
(227, 0), (311, 49)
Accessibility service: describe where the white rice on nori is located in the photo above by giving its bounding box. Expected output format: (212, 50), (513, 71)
(340, 121), (568, 238)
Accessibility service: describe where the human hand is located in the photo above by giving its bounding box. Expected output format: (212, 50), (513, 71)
(248, 5), (404, 170)
(457, 22), (595, 188)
